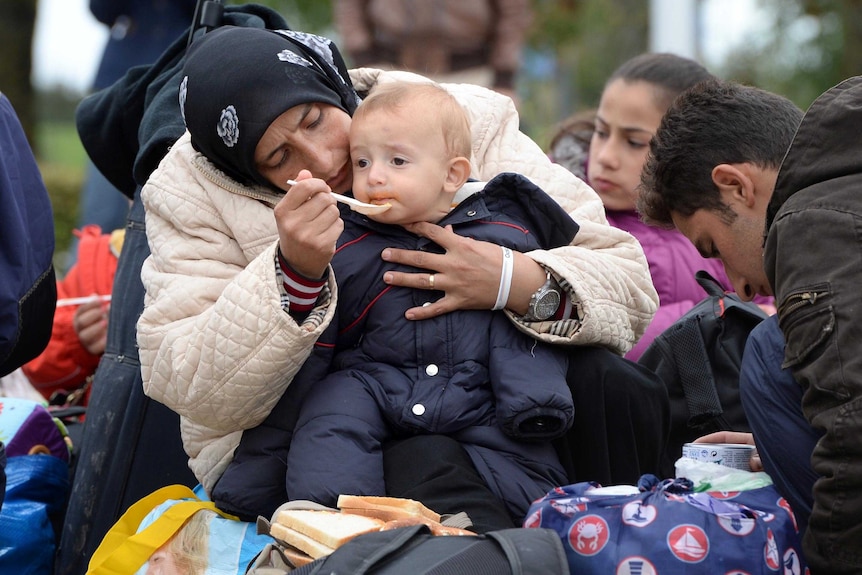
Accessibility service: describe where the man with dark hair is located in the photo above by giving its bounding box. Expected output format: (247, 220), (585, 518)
(639, 76), (862, 574)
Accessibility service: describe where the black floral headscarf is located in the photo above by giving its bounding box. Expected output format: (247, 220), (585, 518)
(180, 26), (361, 187)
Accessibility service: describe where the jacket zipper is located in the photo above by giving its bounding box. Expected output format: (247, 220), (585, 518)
(193, 155), (282, 207)
(778, 289), (828, 317)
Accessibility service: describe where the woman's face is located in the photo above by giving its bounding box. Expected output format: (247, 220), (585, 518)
(255, 103), (353, 194)
(587, 79), (665, 212)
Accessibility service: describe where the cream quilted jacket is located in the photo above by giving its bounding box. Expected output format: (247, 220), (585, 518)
(137, 69), (658, 493)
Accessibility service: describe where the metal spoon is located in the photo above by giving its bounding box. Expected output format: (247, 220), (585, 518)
(286, 180), (392, 215)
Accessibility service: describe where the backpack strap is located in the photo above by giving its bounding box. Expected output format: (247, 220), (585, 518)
(695, 270), (728, 298)
(673, 270), (768, 426)
(291, 525), (567, 575)
(187, 0), (225, 47)
(294, 525), (430, 574)
(662, 315), (724, 426)
(486, 528), (568, 575)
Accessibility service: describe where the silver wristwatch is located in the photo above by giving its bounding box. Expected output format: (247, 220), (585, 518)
(523, 270), (561, 321)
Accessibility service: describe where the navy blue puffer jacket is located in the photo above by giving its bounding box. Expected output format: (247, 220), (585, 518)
(214, 173), (578, 521)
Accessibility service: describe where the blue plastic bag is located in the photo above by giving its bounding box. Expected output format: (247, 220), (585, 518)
(0, 454), (70, 574)
(524, 476), (807, 574)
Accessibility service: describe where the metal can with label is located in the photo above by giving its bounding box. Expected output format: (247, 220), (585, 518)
(681, 443), (755, 471)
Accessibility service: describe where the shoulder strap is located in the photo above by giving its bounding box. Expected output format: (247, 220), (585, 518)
(486, 528), (568, 575)
(662, 316), (724, 425)
(295, 525), (430, 575)
(694, 270), (727, 298)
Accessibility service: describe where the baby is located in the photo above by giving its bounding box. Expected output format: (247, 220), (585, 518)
(283, 82), (580, 523)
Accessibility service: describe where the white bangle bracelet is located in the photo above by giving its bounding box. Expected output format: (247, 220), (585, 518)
(493, 246), (514, 310)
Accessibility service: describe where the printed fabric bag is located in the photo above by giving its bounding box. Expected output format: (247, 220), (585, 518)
(524, 475), (807, 574)
(86, 484), (273, 575)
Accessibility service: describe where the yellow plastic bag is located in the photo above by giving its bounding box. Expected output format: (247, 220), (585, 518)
(86, 485), (271, 575)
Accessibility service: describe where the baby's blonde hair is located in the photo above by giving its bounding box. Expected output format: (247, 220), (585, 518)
(356, 82), (472, 159)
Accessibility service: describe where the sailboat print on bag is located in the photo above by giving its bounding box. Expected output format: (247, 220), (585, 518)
(523, 476), (808, 574)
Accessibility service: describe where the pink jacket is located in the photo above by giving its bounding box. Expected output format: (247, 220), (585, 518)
(607, 210), (735, 361)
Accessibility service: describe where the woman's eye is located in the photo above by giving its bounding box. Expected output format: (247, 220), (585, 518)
(593, 129), (608, 140)
(628, 140), (648, 149)
(307, 108), (323, 129)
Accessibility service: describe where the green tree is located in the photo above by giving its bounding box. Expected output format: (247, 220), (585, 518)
(719, 0), (862, 109)
(0, 0), (38, 142)
(523, 0), (649, 146)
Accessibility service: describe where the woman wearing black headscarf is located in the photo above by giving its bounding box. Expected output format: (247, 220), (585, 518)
(138, 26), (666, 527)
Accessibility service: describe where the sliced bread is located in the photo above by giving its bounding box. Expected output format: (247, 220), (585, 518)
(274, 509), (385, 549)
(269, 522), (335, 559)
(337, 494), (442, 522)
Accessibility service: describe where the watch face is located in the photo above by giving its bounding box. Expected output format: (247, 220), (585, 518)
(534, 290), (561, 320)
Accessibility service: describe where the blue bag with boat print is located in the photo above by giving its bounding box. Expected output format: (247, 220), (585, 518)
(524, 475), (807, 574)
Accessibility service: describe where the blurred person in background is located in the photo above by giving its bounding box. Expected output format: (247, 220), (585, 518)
(547, 107), (596, 183)
(333, 0), (531, 102)
(67, 0), (196, 271)
(23, 225), (125, 407)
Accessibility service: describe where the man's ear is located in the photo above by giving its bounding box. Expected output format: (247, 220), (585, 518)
(711, 163), (757, 208)
(444, 157), (472, 192)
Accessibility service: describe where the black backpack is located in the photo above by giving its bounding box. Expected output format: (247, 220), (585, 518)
(638, 271), (770, 478)
(285, 525), (568, 575)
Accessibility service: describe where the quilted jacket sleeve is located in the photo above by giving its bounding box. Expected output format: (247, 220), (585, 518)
(351, 69), (657, 354)
(137, 136), (337, 432)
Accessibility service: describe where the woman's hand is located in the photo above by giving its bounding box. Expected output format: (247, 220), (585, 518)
(74, 298), (109, 355)
(694, 431), (763, 472)
(274, 169), (342, 279)
(382, 222), (547, 320)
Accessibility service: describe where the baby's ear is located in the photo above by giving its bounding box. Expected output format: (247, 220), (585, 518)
(444, 157), (472, 192)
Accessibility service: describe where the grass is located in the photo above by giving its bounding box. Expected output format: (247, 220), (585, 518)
(37, 121), (89, 169)
(36, 121), (87, 268)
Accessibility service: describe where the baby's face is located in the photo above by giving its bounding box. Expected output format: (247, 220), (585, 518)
(349, 106), (455, 225)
